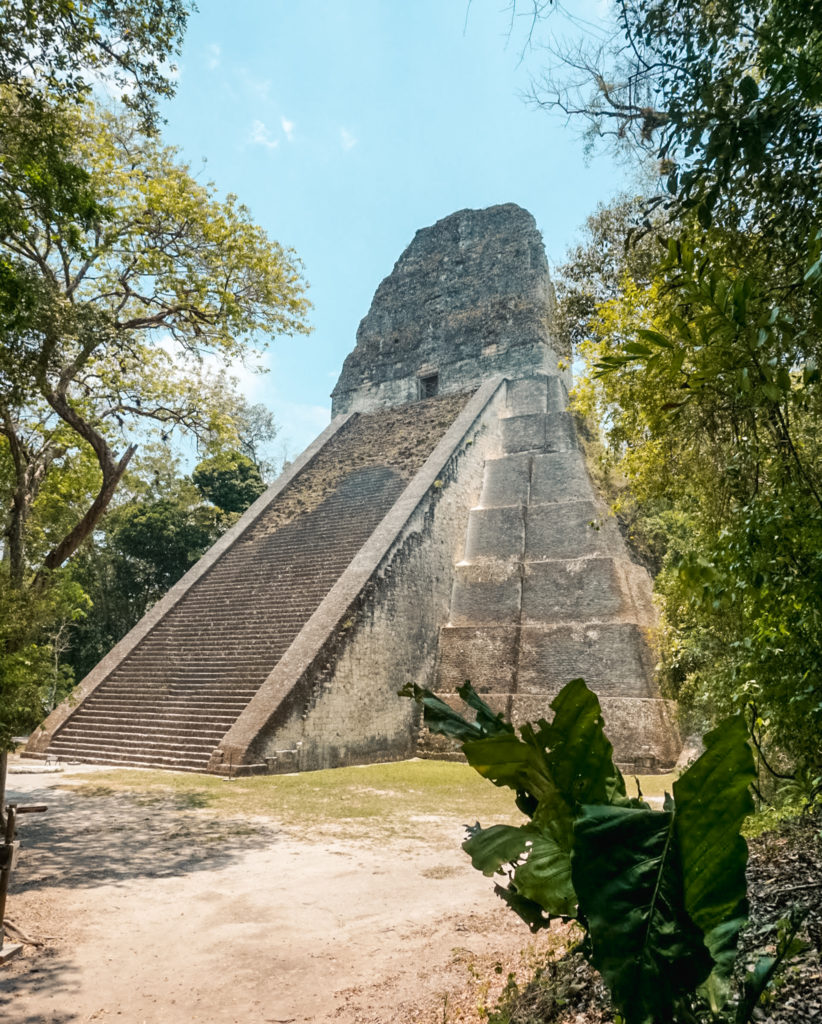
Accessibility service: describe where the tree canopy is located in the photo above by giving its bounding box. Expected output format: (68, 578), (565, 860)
(0, 95), (309, 590)
(0, 0), (191, 128)
(0, 2), (311, 753)
(533, 0), (822, 773)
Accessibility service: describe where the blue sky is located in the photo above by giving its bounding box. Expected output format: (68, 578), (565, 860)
(159, 1), (628, 460)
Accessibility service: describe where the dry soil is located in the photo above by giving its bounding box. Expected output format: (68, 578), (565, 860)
(1, 761), (552, 1024)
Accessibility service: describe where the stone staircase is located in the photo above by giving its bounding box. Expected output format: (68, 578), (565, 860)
(48, 463), (408, 771)
(429, 374), (679, 771)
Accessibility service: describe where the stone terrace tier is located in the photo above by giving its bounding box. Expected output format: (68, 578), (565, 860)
(40, 392), (472, 772)
(431, 375), (680, 772)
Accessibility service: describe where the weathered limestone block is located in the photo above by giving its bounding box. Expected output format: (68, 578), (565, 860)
(437, 625), (519, 693)
(465, 505), (525, 560)
(500, 411), (577, 454)
(435, 690), (678, 770)
(517, 623), (657, 695)
(450, 561), (521, 625)
(521, 557), (656, 625)
(529, 451), (596, 505)
(478, 454), (531, 508)
(524, 501), (623, 561)
(504, 377), (549, 416)
(332, 205), (565, 416)
(545, 375), (568, 413)
(597, 696), (681, 770)
(544, 413), (579, 453)
(500, 413), (548, 453)
(503, 374), (567, 417)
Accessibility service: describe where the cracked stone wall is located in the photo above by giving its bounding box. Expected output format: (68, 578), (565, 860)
(331, 204), (568, 415)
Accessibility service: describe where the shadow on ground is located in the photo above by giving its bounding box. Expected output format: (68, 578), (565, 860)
(0, 948), (82, 1023)
(1, 784), (281, 1020)
(7, 784), (280, 893)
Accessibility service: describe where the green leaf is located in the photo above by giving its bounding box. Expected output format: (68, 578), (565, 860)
(673, 715), (755, 1006)
(463, 823), (529, 876)
(637, 329), (674, 350)
(739, 76), (759, 102)
(542, 678), (630, 807)
(572, 804), (713, 1024)
(397, 682), (482, 742)
(697, 203), (713, 229)
(462, 731), (550, 796)
(511, 798), (577, 918)
(493, 882), (552, 932)
(458, 681), (515, 735)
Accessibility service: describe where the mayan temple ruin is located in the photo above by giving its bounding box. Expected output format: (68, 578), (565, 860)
(26, 203), (681, 774)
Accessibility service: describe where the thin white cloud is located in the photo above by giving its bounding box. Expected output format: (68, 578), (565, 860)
(281, 116), (295, 142)
(250, 120), (279, 150)
(238, 68), (272, 101)
(206, 44), (221, 70)
(340, 127), (357, 150)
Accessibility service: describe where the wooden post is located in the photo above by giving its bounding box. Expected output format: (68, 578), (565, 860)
(0, 804), (21, 962)
(0, 750), (7, 833)
(0, 801), (47, 963)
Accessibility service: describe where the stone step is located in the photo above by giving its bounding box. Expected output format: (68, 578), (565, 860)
(463, 500), (624, 563)
(57, 719), (230, 738)
(44, 749), (212, 772)
(449, 556), (655, 629)
(436, 624), (518, 694)
(49, 741), (218, 764)
(475, 449), (598, 511)
(529, 451), (596, 505)
(92, 682), (262, 695)
(80, 697), (255, 710)
(449, 561), (521, 626)
(50, 732), (218, 753)
(464, 505), (525, 561)
(80, 698), (253, 711)
(436, 622), (657, 696)
(500, 375), (567, 417)
(520, 557), (655, 627)
(478, 453), (531, 508)
(59, 714), (232, 731)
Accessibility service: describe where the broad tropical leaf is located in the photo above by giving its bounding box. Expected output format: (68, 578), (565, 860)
(462, 823), (529, 877)
(396, 682), (482, 742)
(397, 681), (512, 742)
(457, 681), (515, 735)
(493, 882), (552, 932)
(510, 797), (577, 918)
(541, 678), (632, 807)
(673, 714), (756, 1009)
(572, 804), (713, 1024)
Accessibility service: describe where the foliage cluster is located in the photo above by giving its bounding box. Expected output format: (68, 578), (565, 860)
(568, 217), (822, 770)
(403, 678), (811, 1024)
(520, 0), (822, 775)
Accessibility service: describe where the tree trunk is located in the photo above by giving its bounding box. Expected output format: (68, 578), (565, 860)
(38, 443), (136, 581)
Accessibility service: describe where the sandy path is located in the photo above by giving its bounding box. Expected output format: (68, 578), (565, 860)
(2, 767), (534, 1024)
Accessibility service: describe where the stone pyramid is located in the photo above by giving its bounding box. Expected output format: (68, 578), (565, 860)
(27, 204), (680, 774)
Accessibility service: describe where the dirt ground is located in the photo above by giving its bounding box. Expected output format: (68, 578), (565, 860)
(1, 761), (557, 1024)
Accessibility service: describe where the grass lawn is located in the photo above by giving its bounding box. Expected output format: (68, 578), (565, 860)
(57, 759), (678, 837)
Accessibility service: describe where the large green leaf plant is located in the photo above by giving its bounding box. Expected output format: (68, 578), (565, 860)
(400, 678), (768, 1024)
